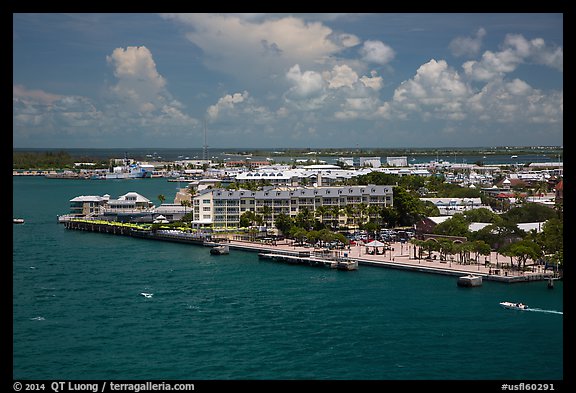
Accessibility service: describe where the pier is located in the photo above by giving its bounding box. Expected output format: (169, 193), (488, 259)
(257, 250), (358, 270)
(62, 220), (557, 282)
(63, 220), (211, 246)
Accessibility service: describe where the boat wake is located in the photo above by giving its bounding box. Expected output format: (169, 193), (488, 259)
(525, 308), (563, 315)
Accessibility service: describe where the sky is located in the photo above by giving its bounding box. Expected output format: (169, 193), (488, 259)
(12, 13), (563, 149)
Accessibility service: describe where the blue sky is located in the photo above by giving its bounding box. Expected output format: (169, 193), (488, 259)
(12, 13), (563, 149)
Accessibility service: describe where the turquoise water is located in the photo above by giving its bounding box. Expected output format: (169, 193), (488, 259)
(13, 177), (564, 380)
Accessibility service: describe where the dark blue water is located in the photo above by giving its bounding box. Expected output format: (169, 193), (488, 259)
(12, 177), (564, 381)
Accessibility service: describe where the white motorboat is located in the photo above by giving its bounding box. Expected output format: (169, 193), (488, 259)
(500, 301), (528, 310)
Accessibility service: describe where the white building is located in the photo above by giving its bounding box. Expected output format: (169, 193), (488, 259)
(63, 192), (155, 222)
(386, 156), (408, 167)
(360, 157), (381, 168)
(337, 157), (355, 167)
(420, 197), (487, 216)
(191, 185), (394, 229)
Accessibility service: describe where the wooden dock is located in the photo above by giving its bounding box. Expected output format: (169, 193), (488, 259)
(258, 251), (358, 270)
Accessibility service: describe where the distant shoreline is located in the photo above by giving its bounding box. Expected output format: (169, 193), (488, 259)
(12, 145), (564, 160)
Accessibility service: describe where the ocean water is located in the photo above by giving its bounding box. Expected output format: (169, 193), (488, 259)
(12, 177), (564, 381)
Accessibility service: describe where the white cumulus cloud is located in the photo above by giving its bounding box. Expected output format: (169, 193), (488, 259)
(325, 64), (358, 89)
(207, 91), (249, 120)
(161, 13), (360, 87)
(359, 40), (395, 65)
(286, 64), (324, 97)
(449, 28), (486, 58)
(106, 45), (197, 127)
(463, 34), (563, 81)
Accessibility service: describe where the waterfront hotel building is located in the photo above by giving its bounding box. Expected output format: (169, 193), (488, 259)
(191, 185), (394, 229)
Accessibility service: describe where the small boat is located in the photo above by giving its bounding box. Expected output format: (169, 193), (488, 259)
(140, 292), (154, 298)
(511, 155), (518, 159)
(210, 245), (229, 255)
(13, 218), (25, 224)
(500, 301), (528, 310)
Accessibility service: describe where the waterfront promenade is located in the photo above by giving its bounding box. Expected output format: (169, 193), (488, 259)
(222, 237), (556, 283)
(61, 220), (556, 283)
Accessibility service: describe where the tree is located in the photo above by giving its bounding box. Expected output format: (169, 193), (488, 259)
(295, 207), (315, 231)
(157, 194), (166, 205)
(329, 206), (343, 230)
(410, 238), (426, 259)
(539, 218), (563, 257)
(274, 213), (294, 236)
(180, 199), (191, 215)
(422, 239), (440, 259)
(240, 211), (257, 227)
(502, 202), (556, 224)
(469, 224), (501, 249)
(379, 206), (399, 228)
(393, 186), (426, 226)
(456, 241), (475, 265)
(258, 205), (273, 226)
(289, 227), (308, 245)
(472, 240), (491, 265)
(344, 205), (357, 229)
(463, 208), (502, 224)
(501, 239), (542, 270)
(314, 206), (329, 226)
(362, 221), (379, 239)
(355, 203), (368, 226)
(420, 200), (440, 218)
(437, 239), (455, 262)
(433, 213), (470, 238)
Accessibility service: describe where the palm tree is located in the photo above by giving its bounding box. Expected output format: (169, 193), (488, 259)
(259, 205), (273, 227)
(437, 239), (455, 262)
(330, 206), (343, 230)
(356, 202), (368, 226)
(410, 238), (425, 260)
(315, 206), (329, 226)
(157, 194), (166, 205)
(181, 199), (191, 216)
(344, 205), (356, 229)
(367, 205), (381, 228)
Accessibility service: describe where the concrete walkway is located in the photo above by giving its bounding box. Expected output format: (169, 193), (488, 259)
(224, 238), (555, 283)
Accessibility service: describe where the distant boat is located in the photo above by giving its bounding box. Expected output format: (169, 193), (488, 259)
(13, 218), (25, 224)
(500, 301), (528, 310)
(511, 155), (518, 159)
(140, 292), (154, 298)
